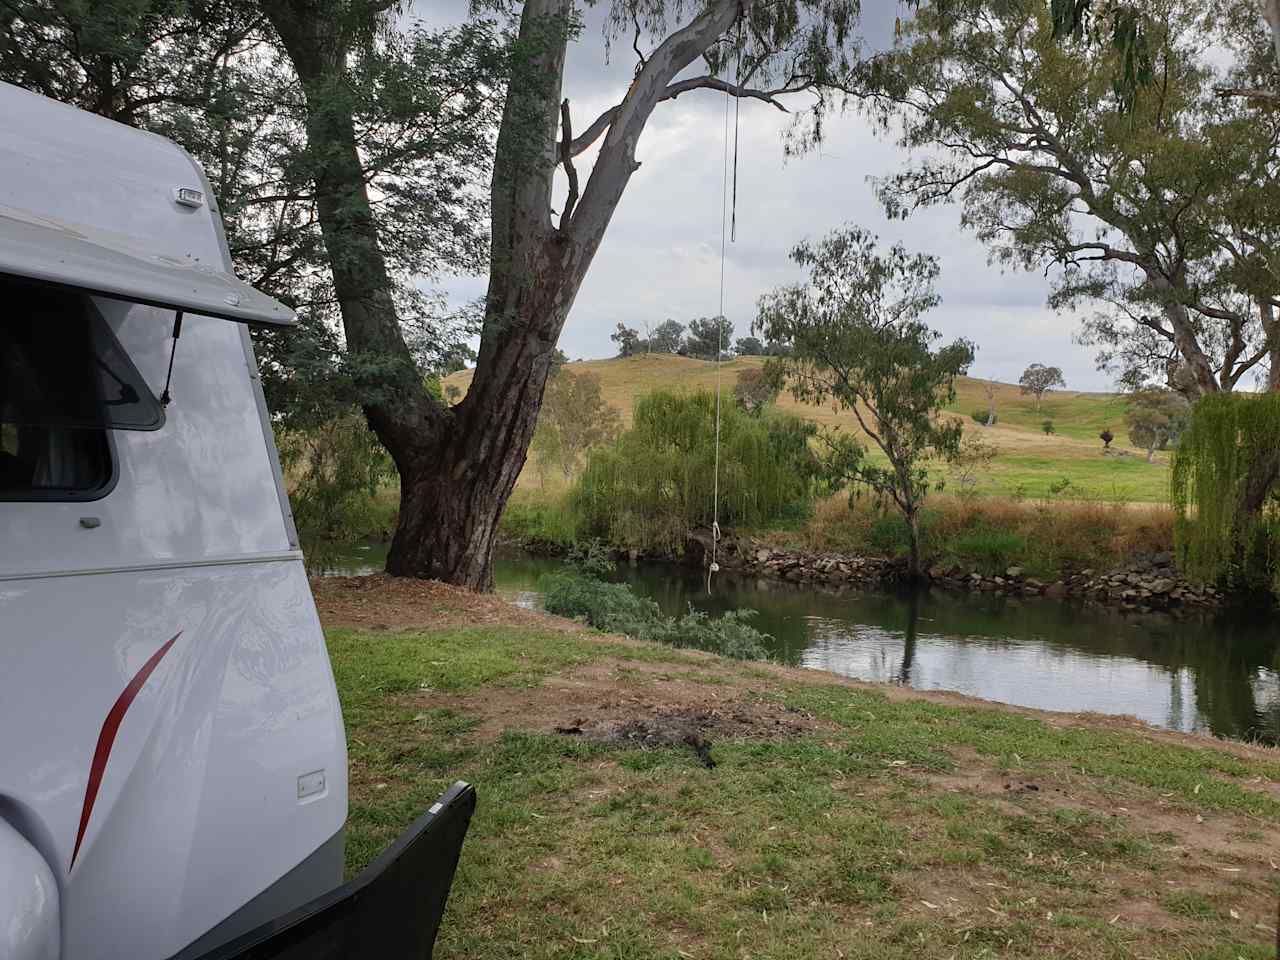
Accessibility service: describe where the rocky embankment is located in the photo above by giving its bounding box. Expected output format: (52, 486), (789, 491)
(711, 539), (1222, 612)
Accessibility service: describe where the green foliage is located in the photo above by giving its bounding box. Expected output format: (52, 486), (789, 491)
(871, 0), (1279, 402)
(684, 316), (734, 360)
(950, 528), (1028, 572)
(570, 389), (818, 553)
(277, 412), (396, 542)
(650, 319), (685, 354)
(538, 572), (770, 660)
(565, 539), (616, 578)
(1124, 388), (1189, 458)
(1172, 394), (1280, 594)
(757, 225), (974, 574)
(970, 408), (995, 425)
(529, 368), (622, 482)
(733, 367), (779, 415)
(1042, 419), (1055, 435)
(611, 322), (640, 358)
(949, 431), (997, 496)
(499, 494), (578, 549)
(1018, 364), (1066, 408)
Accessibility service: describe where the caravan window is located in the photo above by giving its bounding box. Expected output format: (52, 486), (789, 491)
(1, 279), (164, 501)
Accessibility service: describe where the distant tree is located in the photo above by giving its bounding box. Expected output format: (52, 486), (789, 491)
(982, 382), (998, 426)
(1041, 419), (1055, 435)
(611, 323), (641, 358)
(685, 316), (734, 360)
(445, 384), (462, 403)
(734, 336), (766, 356)
(1100, 429), (1114, 450)
(1019, 364), (1066, 410)
(949, 430), (997, 498)
(757, 226), (975, 579)
(733, 368), (779, 415)
(1124, 389), (1190, 461)
(549, 348), (569, 371)
(530, 369), (622, 482)
(650, 320), (685, 354)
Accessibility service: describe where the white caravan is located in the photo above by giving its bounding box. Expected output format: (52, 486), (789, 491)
(0, 82), (473, 960)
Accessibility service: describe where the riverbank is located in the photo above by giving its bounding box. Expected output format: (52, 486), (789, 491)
(714, 538), (1225, 613)
(314, 575), (1280, 958)
(501, 488), (1220, 613)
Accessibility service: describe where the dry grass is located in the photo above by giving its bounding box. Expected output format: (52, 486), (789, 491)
(760, 492), (1176, 576)
(444, 356), (1170, 502)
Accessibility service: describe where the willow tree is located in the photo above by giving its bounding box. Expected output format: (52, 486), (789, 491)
(1172, 394), (1280, 593)
(866, 0), (1280, 400)
(571, 389), (818, 554)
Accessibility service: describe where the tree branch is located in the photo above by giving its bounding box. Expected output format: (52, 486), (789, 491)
(558, 98), (579, 229)
(1215, 86), (1280, 105)
(561, 70), (798, 158)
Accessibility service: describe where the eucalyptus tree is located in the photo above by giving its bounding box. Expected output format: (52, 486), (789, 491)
(1, 0), (502, 427)
(868, 0), (1280, 399)
(263, 0), (866, 587)
(757, 227), (974, 579)
(1018, 364), (1065, 410)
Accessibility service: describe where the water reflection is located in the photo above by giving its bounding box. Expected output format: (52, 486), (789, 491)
(319, 544), (1280, 743)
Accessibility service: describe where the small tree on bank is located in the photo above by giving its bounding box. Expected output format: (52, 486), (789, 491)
(1019, 364), (1066, 411)
(757, 227), (975, 578)
(530, 368), (622, 482)
(1125, 388), (1189, 461)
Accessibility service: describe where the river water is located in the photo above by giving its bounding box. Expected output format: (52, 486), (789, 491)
(322, 542), (1280, 743)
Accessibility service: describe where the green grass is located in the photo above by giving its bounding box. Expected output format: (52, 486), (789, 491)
(328, 621), (1280, 959)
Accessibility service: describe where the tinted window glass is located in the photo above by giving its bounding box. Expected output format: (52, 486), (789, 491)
(0, 279), (162, 500)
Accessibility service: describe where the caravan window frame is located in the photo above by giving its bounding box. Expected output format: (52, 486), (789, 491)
(0, 425), (119, 503)
(0, 281), (151, 504)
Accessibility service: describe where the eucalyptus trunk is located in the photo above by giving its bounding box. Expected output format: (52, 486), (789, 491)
(267, 0), (740, 589)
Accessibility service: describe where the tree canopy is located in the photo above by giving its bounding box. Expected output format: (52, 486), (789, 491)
(757, 226), (974, 577)
(867, 0), (1280, 398)
(1019, 364), (1066, 409)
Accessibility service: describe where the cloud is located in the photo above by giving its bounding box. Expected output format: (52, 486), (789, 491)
(433, 2), (1115, 391)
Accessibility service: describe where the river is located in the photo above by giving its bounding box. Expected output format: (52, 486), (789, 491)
(321, 542), (1280, 743)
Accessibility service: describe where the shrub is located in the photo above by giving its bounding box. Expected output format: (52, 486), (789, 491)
(1041, 419), (1055, 435)
(971, 408), (995, 425)
(571, 389), (818, 553)
(949, 528), (1027, 572)
(276, 413), (396, 543)
(500, 493), (577, 548)
(1099, 429), (1114, 449)
(539, 571), (770, 660)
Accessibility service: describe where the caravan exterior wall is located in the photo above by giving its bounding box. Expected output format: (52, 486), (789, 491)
(0, 82), (348, 959)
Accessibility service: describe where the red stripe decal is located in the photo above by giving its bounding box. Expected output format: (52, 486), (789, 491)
(69, 630), (182, 872)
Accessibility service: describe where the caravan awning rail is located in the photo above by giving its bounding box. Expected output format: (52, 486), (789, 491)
(0, 204), (295, 326)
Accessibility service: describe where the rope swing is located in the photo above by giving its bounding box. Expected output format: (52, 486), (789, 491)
(708, 37), (742, 595)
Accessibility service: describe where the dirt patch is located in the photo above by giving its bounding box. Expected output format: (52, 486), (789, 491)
(408, 656), (822, 763)
(312, 574), (587, 634)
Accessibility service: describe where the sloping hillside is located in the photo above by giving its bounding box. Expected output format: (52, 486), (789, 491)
(443, 355), (1166, 501)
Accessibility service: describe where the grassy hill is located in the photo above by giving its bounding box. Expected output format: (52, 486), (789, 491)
(444, 354), (1168, 503)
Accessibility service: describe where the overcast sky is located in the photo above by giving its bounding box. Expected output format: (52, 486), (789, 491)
(414, 1), (1112, 391)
